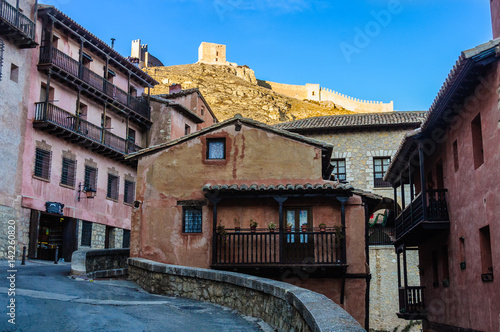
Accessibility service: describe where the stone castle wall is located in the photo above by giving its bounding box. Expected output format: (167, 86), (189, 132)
(258, 80), (393, 113)
(320, 88), (393, 113)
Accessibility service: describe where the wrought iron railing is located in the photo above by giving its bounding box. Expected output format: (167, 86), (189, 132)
(214, 230), (342, 266)
(34, 102), (142, 155)
(395, 189), (449, 239)
(39, 46), (150, 120)
(398, 286), (425, 315)
(0, 0), (36, 41)
(368, 227), (395, 245)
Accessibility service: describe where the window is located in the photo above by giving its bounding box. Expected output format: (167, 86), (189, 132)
(107, 174), (119, 200)
(101, 114), (111, 129)
(453, 140), (459, 172)
(183, 207), (202, 233)
(331, 159), (346, 182)
(81, 221), (92, 246)
(373, 157), (391, 187)
(60, 158), (77, 187)
(84, 165), (98, 191)
(200, 106), (205, 116)
(122, 230), (131, 248)
(106, 69), (116, 82)
(10, 64), (18, 83)
(206, 138), (225, 159)
(52, 35), (60, 48)
(79, 102), (88, 120)
(471, 113), (484, 169)
(34, 148), (51, 180)
(40, 83), (54, 103)
(459, 236), (466, 269)
(82, 52), (92, 68)
(479, 226), (493, 278)
(129, 86), (137, 97)
(185, 124), (191, 136)
(128, 128), (136, 143)
(124, 180), (135, 204)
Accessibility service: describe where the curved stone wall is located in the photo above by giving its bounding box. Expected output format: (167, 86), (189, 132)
(128, 258), (365, 332)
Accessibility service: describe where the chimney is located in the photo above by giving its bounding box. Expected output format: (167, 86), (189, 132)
(111, 38), (116, 49)
(169, 84), (182, 94)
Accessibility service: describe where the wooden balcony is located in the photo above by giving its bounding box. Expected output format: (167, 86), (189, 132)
(33, 102), (142, 163)
(398, 286), (426, 319)
(395, 189), (450, 246)
(38, 46), (150, 124)
(212, 229), (345, 274)
(0, 0), (37, 48)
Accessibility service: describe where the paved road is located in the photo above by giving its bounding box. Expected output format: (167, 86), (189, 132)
(0, 260), (266, 332)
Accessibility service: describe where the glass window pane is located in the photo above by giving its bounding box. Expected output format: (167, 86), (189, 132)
(208, 141), (225, 159)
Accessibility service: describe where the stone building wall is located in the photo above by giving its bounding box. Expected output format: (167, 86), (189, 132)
(198, 42), (227, 65)
(307, 129), (411, 201)
(370, 246), (421, 331)
(76, 220), (125, 250)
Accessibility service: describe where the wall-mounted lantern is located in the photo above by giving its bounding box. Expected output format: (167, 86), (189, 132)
(78, 182), (96, 201)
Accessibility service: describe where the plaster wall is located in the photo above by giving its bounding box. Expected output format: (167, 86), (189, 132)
(0, 0), (36, 259)
(416, 63), (500, 332)
(133, 124), (326, 261)
(492, 0), (500, 39)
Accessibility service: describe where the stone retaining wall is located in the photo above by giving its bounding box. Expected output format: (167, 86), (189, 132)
(71, 248), (129, 278)
(128, 258), (365, 332)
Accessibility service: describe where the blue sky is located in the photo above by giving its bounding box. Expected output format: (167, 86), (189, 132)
(45, 0), (492, 111)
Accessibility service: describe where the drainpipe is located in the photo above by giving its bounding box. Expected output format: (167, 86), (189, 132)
(419, 142), (427, 220)
(337, 196), (349, 305)
(209, 196), (222, 266)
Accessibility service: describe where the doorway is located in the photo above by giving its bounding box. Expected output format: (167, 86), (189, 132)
(284, 208), (314, 264)
(29, 211), (77, 262)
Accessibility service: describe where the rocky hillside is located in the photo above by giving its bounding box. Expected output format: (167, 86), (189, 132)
(144, 63), (352, 124)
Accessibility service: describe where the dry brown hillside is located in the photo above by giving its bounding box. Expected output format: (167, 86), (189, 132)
(144, 63), (352, 124)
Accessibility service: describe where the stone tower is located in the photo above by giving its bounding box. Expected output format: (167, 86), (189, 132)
(198, 42), (227, 65)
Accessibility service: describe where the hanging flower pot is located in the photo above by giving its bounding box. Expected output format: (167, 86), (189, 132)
(301, 224), (308, 232)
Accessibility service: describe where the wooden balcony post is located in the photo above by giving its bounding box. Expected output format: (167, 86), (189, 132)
(125, 116), (130, 153)
(43, 69), (52, 120)
(209, 197), (222, 265)
(75, 88), (81, 132)
(127, 73), (131, 106)
(400, 175), (405, 210)
(104, 56), (109, 94)
(274, 195), (288, 264)
(418, 142), (428, 220)
(393, 186), (398, 214)
(46, 17), (54, 61)
(78, 38), (84, 79)
(409, 166), (414, 201)
(402, 244), (409, 313)
(337, 196), (349, 264)
(101, 103), (107, 143)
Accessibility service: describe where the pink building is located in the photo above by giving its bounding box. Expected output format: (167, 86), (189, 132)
(149, 87), (217, 146)
(18, 5), (158, 262)
(385, 38), (500, 331)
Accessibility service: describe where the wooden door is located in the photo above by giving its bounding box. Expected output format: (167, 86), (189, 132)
(284, 208), (314, 264)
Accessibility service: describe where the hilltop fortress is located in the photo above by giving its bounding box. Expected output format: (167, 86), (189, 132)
(198, 42), (393, 113)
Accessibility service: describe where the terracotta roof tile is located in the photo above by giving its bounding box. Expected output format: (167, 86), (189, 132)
(274, 111), (427, 131)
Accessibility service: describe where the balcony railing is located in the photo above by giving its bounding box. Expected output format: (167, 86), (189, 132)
(398, 286), (426, 319)
(34, 102), (142, 155)
(395, 189), (449, 240)
(0, 0), (36, 47)
(214, 230), (343, 267)
(38, 46), (150, 120)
